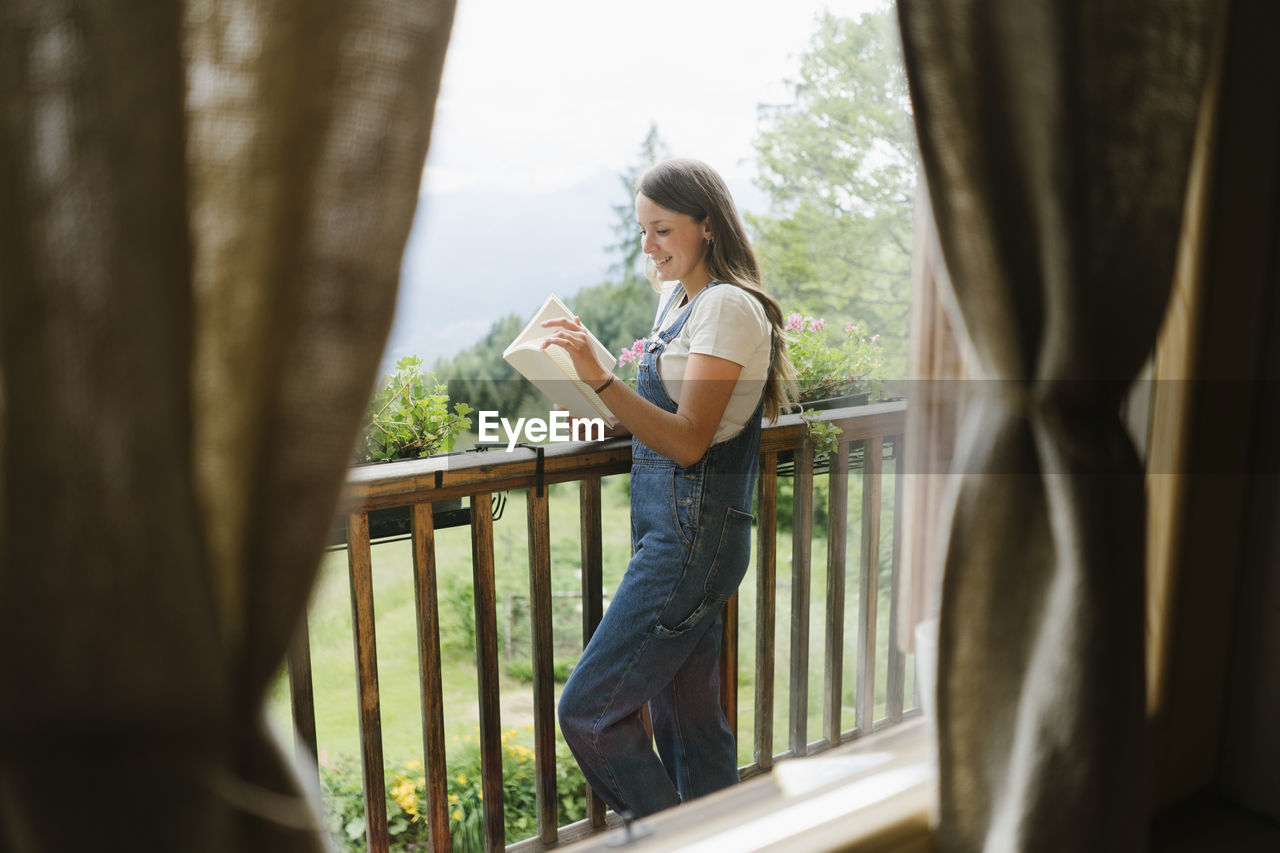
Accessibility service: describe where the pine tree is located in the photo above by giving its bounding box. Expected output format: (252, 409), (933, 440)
(608, 123), (671, 283)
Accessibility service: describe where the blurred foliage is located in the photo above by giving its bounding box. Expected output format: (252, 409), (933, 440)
(751, 5), (915, 376)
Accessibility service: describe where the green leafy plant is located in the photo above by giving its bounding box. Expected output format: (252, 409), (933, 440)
(318, 729), (590, 853)
(360, 356), (473, 462)
(800, 408), (843, 459)
(504, 658), (575, 684)
(785, 313), (883, 403)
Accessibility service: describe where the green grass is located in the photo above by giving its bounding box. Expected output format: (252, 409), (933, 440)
(268, 457), (916, 771)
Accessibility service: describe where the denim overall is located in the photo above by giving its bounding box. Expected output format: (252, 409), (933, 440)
(558, 282), (763, 817)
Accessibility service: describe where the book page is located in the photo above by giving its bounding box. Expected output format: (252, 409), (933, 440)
(503, 296), (616, 421)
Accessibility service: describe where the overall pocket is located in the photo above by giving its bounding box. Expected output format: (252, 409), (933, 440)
(653, 505), (755, 639)
(671, 463), (704, 550)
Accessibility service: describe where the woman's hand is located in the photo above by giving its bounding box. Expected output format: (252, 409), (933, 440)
(540, 316), (611, 389)
(540, 317), (739, 466)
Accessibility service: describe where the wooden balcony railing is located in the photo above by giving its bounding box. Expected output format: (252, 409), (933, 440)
(285, 400), (914, 853)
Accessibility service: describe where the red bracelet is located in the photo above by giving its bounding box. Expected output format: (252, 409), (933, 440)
(593, 375), (615, 395)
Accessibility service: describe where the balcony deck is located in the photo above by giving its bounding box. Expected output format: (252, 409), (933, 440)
(285, 400), (918, 852)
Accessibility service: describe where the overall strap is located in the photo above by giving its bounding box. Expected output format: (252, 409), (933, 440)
(654, 281), (723, 346)
(649, 286), (688, 338)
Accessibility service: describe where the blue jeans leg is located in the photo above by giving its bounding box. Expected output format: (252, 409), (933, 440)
(558, 560), (729, 817)
(648, 608), (739, 803)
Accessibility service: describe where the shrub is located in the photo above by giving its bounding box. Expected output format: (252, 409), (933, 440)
(504, 658), (575, 684)
(319, 730), (589, 853)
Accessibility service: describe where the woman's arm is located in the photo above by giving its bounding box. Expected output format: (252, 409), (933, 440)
(540, 317), (740, 468)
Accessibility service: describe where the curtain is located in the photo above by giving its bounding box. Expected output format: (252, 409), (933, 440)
(895, 2), (1213, 849)
(0, 1), (455, 850)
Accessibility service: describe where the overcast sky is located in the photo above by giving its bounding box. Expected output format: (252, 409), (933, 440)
(422, 0), (886, 196)
(386, 0), (889, 368)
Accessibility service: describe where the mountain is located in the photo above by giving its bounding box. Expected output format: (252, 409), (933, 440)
(381, 169), (619, 373)
(379, 169), (768, 376)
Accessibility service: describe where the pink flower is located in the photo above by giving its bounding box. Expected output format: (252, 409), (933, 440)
(809, 318), (826, 332)
(618, 349), (636, 367)
(870, 334), (880, 344)
(785, 312), (804, 332)
(845, 321), (855, 333)
(632, 339), (645, 355)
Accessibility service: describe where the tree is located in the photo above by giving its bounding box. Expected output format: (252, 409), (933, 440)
(751, 6), (916, 376)
(608, 123), (671, 283)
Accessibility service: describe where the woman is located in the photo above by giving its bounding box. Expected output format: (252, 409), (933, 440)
(541, 158), (795, 817)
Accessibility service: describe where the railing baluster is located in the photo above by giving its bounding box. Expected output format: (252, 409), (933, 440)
(823, 440), (851, 746)
(855, 436), (883, 733)
(470, 493), (505, 852)
(885, 437), (907, 722)
(720, 593), (739, 744)
(526, 487), (558, 844)
(284, 405), (911, 850)
(754, 453), (778, 771)
(347, 511), (389, 853)
(789, 441), (814, 757)
(411, 503), (451, 853)
(286, 611), (319, 780)
(578, 478), (607, 828)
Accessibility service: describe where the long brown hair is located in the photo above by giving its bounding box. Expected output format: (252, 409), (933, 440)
(635, 158), (797, 421)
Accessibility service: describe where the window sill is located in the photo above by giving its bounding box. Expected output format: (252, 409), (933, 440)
(564, 718), (936, 852)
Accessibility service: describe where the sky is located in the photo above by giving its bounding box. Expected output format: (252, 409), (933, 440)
(385, 0), (887, 369)
(424, 0), (885, 193)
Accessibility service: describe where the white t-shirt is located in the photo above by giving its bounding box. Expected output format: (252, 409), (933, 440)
(651, 281), (771, 444)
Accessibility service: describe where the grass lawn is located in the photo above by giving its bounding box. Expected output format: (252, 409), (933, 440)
(267, 457), (914, 770)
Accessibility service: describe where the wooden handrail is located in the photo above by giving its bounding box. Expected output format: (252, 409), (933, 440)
(288, 400), (914, 853)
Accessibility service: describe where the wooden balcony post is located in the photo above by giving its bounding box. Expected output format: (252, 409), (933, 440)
(885, 437), (908, 722)
(823, 441), (851, 746)
(411, 502), (451, 853)
(286, 611), (319, 779)
(754, 454), (778, 770)
(720, 593), (739, 742)
(527, 487), (558, 843)
(790, 441), (814, 756)
(579, 477), (608, 828)
(855, 437), (884, 733)
(470, 493), (505, 851)
(347, 511), (389, 853)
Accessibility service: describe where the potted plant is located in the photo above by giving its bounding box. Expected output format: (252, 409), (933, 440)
(331, 356), (476, 545)
(786, 313), (883, 409)
(780, 313), (884, 474)
(358, 355), (474, 462)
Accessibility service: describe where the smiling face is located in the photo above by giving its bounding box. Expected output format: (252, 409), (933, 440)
(636, 192), (713, 291)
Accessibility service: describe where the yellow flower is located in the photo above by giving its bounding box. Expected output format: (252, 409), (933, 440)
(456, 773), (467, 785)
(390, 780), (419, 816)
(406, 760), (422, 770)
(452, 809), (462, 822)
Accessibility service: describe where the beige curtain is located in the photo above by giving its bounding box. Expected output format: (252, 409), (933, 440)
(0, 1), (455, 851)
(895, 2), (1213, 849)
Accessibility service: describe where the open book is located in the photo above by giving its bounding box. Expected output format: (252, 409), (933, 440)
(503, 294), (617, 421)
